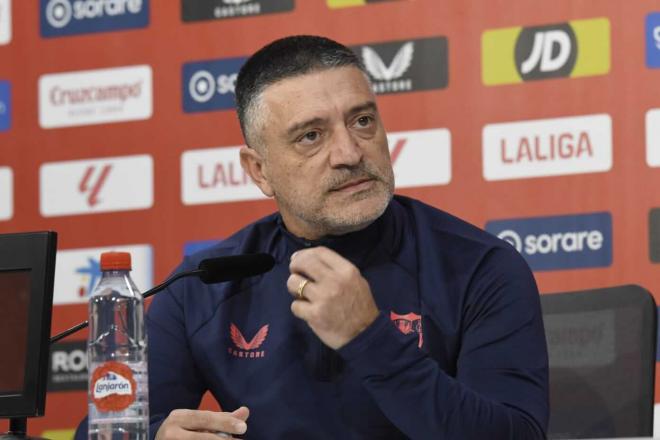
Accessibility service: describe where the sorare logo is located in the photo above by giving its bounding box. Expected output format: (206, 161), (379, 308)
(181, 0), (294, 22)
(351, 37), (448, 95)
(40, 0), (149, 37)
(482, 17), (610, 85)
(646, 12), (660, 68)
(0, 80), (10, 132)
(182, 57), (246, 113)
(486, 212), (612, 271)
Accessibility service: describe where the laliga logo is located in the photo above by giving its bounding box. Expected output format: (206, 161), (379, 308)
(655, 25), (660, 50)
(362, 42), (414, 81)
(188, 70), (237, 103)
(46, 0), (143, 28)
(521, 30), (572, 74)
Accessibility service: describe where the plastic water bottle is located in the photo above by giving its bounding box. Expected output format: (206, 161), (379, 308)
(87, 251), (148, 439)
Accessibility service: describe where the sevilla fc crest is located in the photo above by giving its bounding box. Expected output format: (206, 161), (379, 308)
(390, 311), (423, 348)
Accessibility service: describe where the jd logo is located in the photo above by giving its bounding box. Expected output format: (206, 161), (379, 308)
(515, 24), (577, 80)
(482, 17), (610, 86)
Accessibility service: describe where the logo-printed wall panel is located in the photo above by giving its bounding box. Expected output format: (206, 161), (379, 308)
(1, 0), (659, 436)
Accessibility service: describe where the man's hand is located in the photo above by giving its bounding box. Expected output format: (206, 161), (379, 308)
(155, 407), (249, 439)
(287, 246), (379, 350)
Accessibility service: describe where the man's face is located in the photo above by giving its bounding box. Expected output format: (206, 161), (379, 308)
(242, 66), (395, 240)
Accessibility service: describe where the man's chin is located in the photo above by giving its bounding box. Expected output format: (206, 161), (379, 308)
(322, 194), (392, 235)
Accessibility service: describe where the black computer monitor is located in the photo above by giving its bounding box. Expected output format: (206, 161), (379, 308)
(0, 232), (57, 439)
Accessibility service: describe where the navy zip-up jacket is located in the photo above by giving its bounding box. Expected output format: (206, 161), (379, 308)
(81, 195), (549, 439)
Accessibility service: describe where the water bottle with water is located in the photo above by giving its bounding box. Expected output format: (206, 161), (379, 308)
(87, 251), (148, 439)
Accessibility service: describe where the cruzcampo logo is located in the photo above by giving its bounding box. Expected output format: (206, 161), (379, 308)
(327, 0), (402, 8)
(482, 17), (610, 85)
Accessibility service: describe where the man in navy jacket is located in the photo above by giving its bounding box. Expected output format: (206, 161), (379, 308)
(147, 36), (549, 439)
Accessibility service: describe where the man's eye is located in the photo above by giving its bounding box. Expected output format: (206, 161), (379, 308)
(356, 116), (373, 127)
(298, 131), (321, 144)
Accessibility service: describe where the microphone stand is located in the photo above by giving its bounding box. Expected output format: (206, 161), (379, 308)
(50, 269), (204, 344)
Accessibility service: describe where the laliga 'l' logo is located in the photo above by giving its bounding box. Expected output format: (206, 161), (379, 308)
(497, 229), (523, 252)
(362, 42), (414, 81)
(46, 0), (73, 28)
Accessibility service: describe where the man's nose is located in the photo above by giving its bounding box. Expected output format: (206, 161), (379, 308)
(329, 127), (363, 168)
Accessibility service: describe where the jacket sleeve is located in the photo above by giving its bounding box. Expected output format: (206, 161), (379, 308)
(337, 247), (549, 439)
(145, 283), (208, 439)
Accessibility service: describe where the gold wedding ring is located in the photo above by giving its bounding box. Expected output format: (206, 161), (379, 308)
(297, 278), (310, 300)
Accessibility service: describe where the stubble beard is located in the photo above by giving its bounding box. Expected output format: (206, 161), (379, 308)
(276, 161), (395, 238)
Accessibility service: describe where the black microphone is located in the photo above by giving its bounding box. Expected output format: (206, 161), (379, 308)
(50, 253), (275, 344)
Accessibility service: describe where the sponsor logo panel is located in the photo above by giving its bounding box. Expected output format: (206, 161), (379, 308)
(0, 166), (12, 221)
(39, 65), (152, 129)
(181, 0), (294, 22)
(48, 340), (87, 391)
(647, 12), (660, 68)
(482, 17), (610, 85)
(40, 154), (153, 216)
(483, 114), (612, 181)
(351, 37), (448, 95)
(184, 239), (219, 256)
(485, 212), (612, 271)
(181, 145), (266, 205)
(53, 244), (153, 305)
(646, 109), (660, 167)
(0, 0), (11, 45)
(387, 128), (451, 188)
(544, 308), (615, 367)
(40, 0), (149, 38)
(0, 80), (10, 131)
(328, 0), (402, 8)
(182, 57), (246, 113)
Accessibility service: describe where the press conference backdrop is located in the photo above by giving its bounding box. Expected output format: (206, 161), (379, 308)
(0, 0), (659, 437)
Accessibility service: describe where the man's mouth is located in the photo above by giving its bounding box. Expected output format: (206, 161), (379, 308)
(332, 178), (374, 192)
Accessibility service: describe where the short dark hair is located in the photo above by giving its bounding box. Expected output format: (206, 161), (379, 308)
(235, 35), (366, 147)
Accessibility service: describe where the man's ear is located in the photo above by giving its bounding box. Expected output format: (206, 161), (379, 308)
(240, 146), (274, 197)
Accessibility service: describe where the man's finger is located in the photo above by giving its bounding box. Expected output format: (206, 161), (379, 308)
(290, 297), (315, 320)
(286, 273), (317, 301)
(172, 409), (248, 435)
(290, 248), (332, 280)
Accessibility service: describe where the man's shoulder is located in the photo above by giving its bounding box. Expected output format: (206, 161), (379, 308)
(394, 195), (505, 252)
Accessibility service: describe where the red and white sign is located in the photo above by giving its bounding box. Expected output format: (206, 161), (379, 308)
(646, 109), (660, 167)
(388, 128), (451, 188)
(0, 166), (12, 220)
(53, 244), (152, 305)
(482, 114), (612, 181)
(181, 145), (266, 205)
(38, 65), (152, 129)
(0, 0), (10, 45)
(40, 154), (153, 217)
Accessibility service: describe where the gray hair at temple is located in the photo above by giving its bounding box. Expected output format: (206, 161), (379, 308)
(235, 35), (367, 150)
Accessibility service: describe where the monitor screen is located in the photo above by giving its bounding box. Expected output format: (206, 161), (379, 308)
(0, 231), (56, 419)
(0, 269), (31, 396)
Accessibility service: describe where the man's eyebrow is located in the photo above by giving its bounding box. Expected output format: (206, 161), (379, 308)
(347, 101), (378, 116)
(286, 117), (327, 138)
